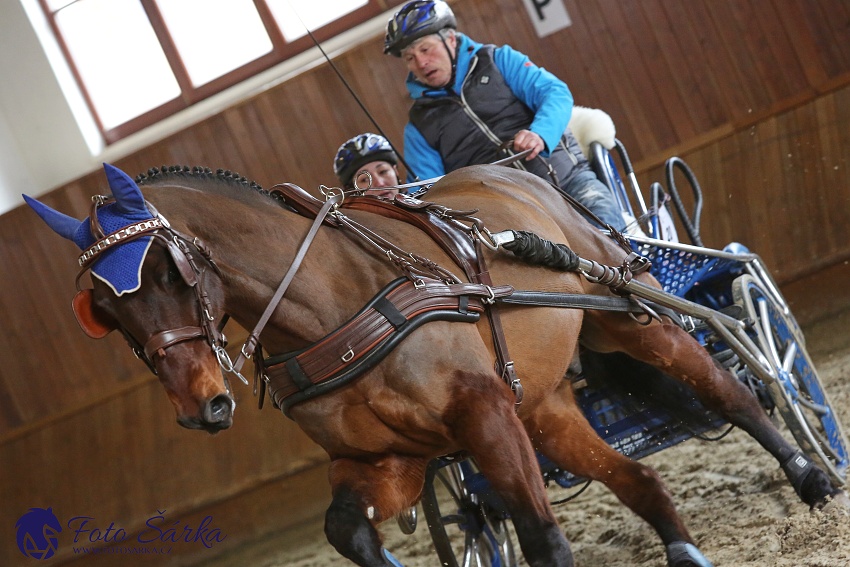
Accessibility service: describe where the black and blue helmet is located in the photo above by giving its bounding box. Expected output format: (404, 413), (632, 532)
(333, 133), (398, 187)
(384, 0), (457, 57)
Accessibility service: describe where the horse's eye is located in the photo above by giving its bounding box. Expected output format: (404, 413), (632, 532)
(167, 266), (181, 284)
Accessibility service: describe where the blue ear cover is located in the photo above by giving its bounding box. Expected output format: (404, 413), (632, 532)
(23, 194), (82, 241)
(24, 163), (157, 296)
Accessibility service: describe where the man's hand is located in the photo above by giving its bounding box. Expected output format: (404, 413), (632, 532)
(512, 130), (545, 160)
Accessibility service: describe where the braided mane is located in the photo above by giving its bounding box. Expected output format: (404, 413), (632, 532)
(135, 165), (285, 205)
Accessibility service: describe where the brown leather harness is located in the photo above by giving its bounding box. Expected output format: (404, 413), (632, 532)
(250, 184), (527, 416)
(76, 182), (658, 419)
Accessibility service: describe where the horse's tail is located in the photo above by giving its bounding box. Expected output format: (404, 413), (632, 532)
(578, 349), (723, 433)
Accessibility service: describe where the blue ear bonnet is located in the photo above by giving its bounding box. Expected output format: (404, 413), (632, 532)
(24, 163), (156, 296)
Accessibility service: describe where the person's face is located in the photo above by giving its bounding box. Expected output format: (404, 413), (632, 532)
(353, 160), (400, 199)
(402, 33), (456, 88)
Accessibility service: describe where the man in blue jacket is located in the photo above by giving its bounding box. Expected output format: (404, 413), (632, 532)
(384, 0), (625, 230)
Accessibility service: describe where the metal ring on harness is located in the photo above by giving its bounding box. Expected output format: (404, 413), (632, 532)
(215, 345), (249, 385)
(483, 285), (496, 304)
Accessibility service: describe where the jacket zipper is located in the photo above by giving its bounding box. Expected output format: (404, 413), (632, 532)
(456, 56), (528, 171)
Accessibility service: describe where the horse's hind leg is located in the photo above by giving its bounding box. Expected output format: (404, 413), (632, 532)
(446, 369), (574, 567)
(586, 315), (842, 508)
(525, 383), (714, 567)
(324, 454), (427, 566)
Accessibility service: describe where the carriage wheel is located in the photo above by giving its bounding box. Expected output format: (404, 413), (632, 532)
(733, 274), (849, 485)
(421, 458), (518, 567)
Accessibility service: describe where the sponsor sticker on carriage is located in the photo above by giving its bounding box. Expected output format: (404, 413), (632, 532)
(14, 507), (226, 560)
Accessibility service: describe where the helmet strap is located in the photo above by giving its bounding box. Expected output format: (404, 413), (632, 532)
(436, 30), (458, 93)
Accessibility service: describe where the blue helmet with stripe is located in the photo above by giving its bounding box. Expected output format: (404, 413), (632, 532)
(384, 0), (457, 57)
(333, 133), (398, 187)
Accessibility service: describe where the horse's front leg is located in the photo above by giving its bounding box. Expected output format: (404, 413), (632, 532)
(324, 454), (426, 566)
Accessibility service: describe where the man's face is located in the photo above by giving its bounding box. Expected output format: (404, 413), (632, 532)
(402, 33), (456, 88)
(353, 160), (400, 199)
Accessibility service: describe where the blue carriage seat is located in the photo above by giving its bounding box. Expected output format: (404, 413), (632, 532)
(632, 241), (748, 299)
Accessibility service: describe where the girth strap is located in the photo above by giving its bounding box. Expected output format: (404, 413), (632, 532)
(473, 239), (524, 405)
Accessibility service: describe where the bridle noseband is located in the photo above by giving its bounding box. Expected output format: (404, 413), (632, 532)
(77, 196), (247, 389)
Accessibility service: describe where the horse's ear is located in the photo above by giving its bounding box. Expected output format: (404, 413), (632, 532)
(23, 194), (83, 243)
(72, 290), (117, 339)
(103, 163), (150, 216)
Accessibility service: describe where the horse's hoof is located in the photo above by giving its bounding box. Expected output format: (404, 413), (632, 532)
(821, 491), (850, 513)
(666, 541), (714, 567)
(396, 506), (418, 534)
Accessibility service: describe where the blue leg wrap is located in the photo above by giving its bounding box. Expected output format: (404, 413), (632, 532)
(382, 548), (405, 567)
(666, 541), (714, 567)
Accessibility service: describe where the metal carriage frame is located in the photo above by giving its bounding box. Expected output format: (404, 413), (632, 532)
(409, 140), (850, 567)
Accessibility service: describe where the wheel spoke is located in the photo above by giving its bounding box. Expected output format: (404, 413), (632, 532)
(422, 459), (517, 567)
(440, 513), (467, 526)
(781, 340), (797, 375)
(757, 297), (781, 369)
(437, 470), (464, 503)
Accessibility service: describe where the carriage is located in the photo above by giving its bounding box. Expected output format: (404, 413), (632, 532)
(24, 128), (849, 566)
(410, 139), (850, 567)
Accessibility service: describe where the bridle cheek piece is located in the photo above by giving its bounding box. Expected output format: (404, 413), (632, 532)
(75, 196), (247, 389)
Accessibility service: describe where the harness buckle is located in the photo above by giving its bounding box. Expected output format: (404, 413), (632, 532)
(500, 362), (523, 405)
(341, 347), (355, 363)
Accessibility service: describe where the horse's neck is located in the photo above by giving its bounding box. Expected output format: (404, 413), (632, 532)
(168, 192), (396, 352)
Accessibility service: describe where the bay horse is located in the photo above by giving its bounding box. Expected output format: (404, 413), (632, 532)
(25, 163), (843, 567)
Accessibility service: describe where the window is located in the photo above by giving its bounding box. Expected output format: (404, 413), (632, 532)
(38, 0), (382, 144)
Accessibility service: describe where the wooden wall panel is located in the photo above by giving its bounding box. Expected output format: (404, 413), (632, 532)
(638, 85), (850, 282)
(0, 374), (327, 567)
(2, 1), (850, 563)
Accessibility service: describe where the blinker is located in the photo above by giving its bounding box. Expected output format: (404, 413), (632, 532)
(166, 239), (199, 287)
(71, 289), (116, 339)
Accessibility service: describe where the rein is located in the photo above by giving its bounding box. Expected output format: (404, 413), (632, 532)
(232, 191), (342, 375)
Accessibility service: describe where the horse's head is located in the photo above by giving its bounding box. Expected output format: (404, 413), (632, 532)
(24, 164), (236, 433)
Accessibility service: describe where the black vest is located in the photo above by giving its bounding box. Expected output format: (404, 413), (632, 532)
(409, 44), (587, 187)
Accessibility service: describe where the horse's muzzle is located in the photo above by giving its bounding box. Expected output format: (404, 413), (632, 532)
(177, 393), (235, 433)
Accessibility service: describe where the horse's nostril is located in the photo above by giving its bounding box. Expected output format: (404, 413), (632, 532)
(205, 394), (234, 423)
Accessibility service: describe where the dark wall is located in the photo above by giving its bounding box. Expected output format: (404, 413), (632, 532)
(2, 1), (849, 565)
